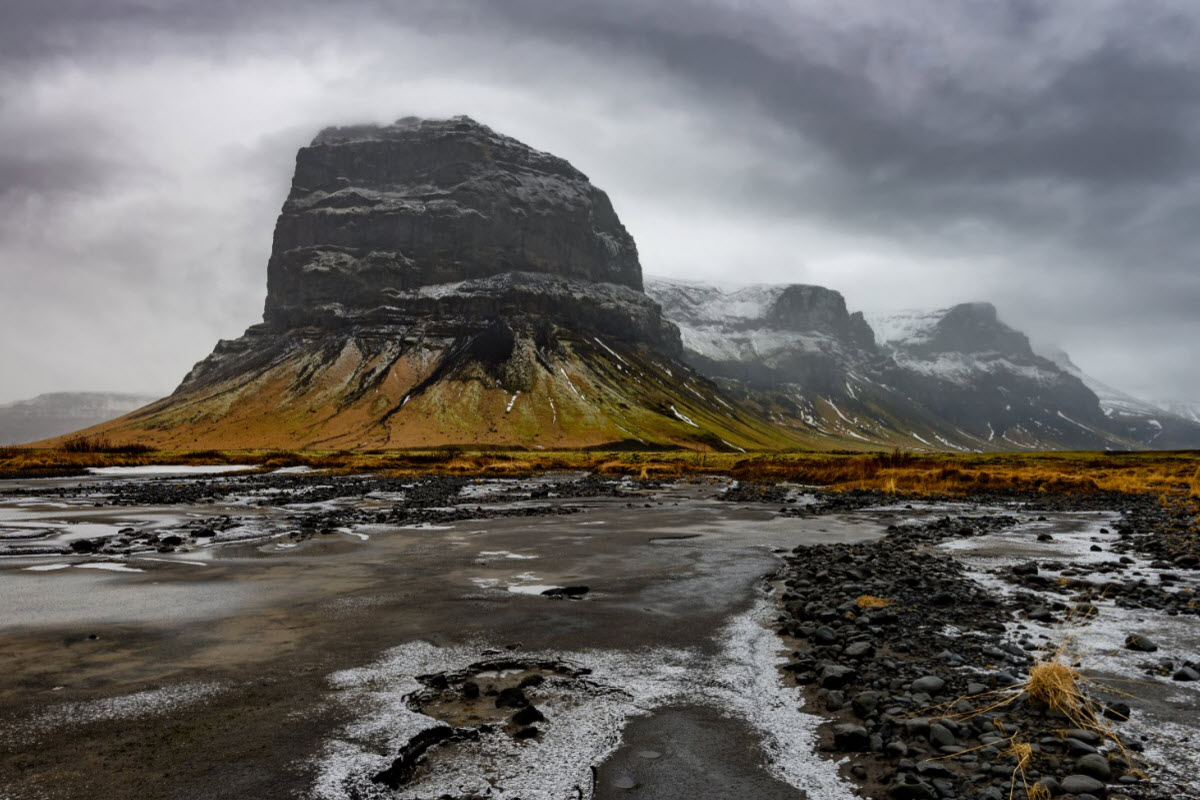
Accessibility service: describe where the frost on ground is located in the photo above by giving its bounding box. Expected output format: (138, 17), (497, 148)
(1142, 719), (1200, 798)
(939, 513), (1200, 795)
(310, 595), (856, 800)
(12, 683), (224, 741)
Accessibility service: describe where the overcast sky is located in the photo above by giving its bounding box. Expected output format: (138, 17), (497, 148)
(2, 0), (1199, 404)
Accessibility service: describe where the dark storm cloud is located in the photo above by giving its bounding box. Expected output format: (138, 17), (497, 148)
(2, 0), (1200, 403)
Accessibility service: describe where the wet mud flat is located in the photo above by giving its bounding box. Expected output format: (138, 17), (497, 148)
(0, 471), (1196, 800)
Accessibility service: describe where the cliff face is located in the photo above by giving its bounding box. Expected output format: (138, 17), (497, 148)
(76, 118), (802, 452)
(263, 116), (642, 328)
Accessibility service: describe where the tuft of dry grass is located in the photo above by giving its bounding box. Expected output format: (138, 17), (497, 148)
(855, 595), (892, 609)
(1027, 782), (1052, 800)
(1025, 659), (1088, 719)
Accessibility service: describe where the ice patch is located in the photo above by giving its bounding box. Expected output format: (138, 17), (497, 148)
(75, 562), (143, 573)
(23, 563), (70, 571)
(86, 465), (255, 476)
(505, 584), (560, 595)
(478, 550), (538, 560)
(309, 595), (855, 799)
(28, 683), (222, 732)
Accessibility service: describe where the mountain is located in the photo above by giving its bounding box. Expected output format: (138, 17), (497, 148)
(0, 392), (158, 445)
(62, 117), (811, 452)
(1036, 346), (1200, 449)
(647, 279), (1200, 451)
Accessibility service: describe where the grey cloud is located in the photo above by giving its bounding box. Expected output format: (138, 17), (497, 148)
(2, 0), (1200, 402)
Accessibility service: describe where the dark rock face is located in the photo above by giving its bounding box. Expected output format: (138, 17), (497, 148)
(644, 279), (888, 395)
(902, 302), (1030, 358)
(264, 115), (642, 327)
(876, 302), (1110, 446)
(763, 285), (855, 338)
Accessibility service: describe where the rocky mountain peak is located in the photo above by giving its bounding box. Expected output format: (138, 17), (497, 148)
(264, 115), (643, 327)
(924, 302), (1033, 357)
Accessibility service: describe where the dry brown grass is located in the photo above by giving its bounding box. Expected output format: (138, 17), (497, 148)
(2, 447), (1199, 506)
(855, 595), (892, 609)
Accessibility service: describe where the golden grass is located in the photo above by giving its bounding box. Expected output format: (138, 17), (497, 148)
(1027, 783), (1052, 800)
(1026, 659), (1088, 719)
(1004, 737), (1035, 799)
(855, 595), (892, 609)
(1, 446), (1198, 504)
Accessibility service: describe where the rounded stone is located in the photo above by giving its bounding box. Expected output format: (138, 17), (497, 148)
(910, 675), (946, 694)
(1060, 774), (1107, 795)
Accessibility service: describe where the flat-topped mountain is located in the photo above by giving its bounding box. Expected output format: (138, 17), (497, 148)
(265, 116), (643, 328)
(68, 118), (802, 451)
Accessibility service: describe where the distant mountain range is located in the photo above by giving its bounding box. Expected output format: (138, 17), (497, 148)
(646, 279), (1200, 451)
(0, 392), (158, 445)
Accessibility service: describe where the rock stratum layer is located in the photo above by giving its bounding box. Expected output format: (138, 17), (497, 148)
(79, 117), (799, 451)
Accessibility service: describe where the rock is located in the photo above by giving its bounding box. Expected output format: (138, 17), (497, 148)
(851, 691), (881, 718)
(824, 690), (847, 711)
(813, 625), (839, 645)
(1033, 777), (1061, 796)
(1173, 666), (1200, 681)
(910, 675), (946, 695)
(1075, 753), (1112, 781)
(512, 705), (545, 726)
(820, 664), (856, 689)
(929, 723), (956, 747)
(1124, 633), (1158, 652)
(844, 640), (874, 658)
(494, 687), (529, 708)
(1060, 774), (1106, 795)
(832, 723), (870, 751)
(889, 773), (937, 799)
(540, 585), (589, 599)
(1103, 701), (1131, 720)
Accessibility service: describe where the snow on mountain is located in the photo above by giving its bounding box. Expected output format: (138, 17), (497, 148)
(862, 309), (942, 347)
(1161, 401), (1200, 424)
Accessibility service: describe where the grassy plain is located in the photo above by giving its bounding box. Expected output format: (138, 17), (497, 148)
(3, 439), (1199, 501)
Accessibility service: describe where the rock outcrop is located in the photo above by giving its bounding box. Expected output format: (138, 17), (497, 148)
(264, 116), (642, 328)
(76, 117), (800, 451)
